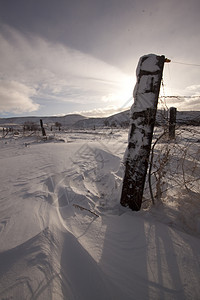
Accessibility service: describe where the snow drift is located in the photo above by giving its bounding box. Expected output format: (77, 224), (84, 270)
(0, 129), (200, 299)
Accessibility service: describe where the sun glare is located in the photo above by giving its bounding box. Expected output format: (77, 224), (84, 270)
(104, 75), (135, 109)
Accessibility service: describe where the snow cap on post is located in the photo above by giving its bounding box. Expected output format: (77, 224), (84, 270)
(132, 54), (165, 113)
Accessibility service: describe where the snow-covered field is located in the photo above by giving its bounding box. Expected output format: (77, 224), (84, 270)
(0, 128), (200, 300)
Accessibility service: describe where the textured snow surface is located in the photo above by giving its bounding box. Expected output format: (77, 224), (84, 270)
(0, 129), (200, 299)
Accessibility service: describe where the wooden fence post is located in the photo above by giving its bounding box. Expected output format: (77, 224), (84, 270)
(120, 54), (166, 211)
(169, 107), (177, 139)
(40, 119), (46, 137)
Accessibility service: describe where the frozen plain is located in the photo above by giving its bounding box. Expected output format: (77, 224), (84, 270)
(0, 128), (200, 300)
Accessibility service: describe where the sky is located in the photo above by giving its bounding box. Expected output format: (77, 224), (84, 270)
(0, 0), (200, 118)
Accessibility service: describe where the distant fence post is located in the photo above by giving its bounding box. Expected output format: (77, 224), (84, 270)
(169, 107), (177, 140)
(40, 119), (46, 136)
(120, 54), (166, 211)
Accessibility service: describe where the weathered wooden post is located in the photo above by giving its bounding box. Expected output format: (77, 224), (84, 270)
(120, 54), (166, 211)
(40, 119), (46, 137)
(169, 107), (177, 140)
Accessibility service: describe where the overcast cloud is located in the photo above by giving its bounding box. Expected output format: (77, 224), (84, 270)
(0, 25), (133, 116)
(0, 0), (200, 117)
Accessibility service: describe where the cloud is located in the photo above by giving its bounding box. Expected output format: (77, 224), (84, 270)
(0, 25), (133, 115)
(72, 105), (129, 118)
(0, 80), (39, 113)
(186, 84), (200, 94)
(177, 84), (200, 110)
(161, 95), (200, 111)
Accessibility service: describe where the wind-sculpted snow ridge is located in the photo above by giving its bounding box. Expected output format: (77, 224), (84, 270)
(0, 130), (200, 299)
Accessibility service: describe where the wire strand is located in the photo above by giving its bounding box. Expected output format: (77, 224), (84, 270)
(160, 95), (200, 98)
(172, 61), (200, 67)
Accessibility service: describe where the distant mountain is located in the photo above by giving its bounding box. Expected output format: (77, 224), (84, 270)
(73, 117), (106, 129)
(0, 114), (87, 127)
(0, 110), (199, 129)
(176, 111), (200, 125)
(73, 110), (200, 128)
(72, 110), (130, 129)
(106, 110), (130, 127)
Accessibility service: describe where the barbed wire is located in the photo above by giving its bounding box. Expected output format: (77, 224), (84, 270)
(171, 61), (200, 67)
(160, 95), (200, 99)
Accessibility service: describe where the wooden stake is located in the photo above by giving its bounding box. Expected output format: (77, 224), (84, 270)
(169, 107), (177, 140)
(40, 119), (46, 137)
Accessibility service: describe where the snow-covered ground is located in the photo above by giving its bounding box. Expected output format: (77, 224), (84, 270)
(0, 128), (200, 300)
